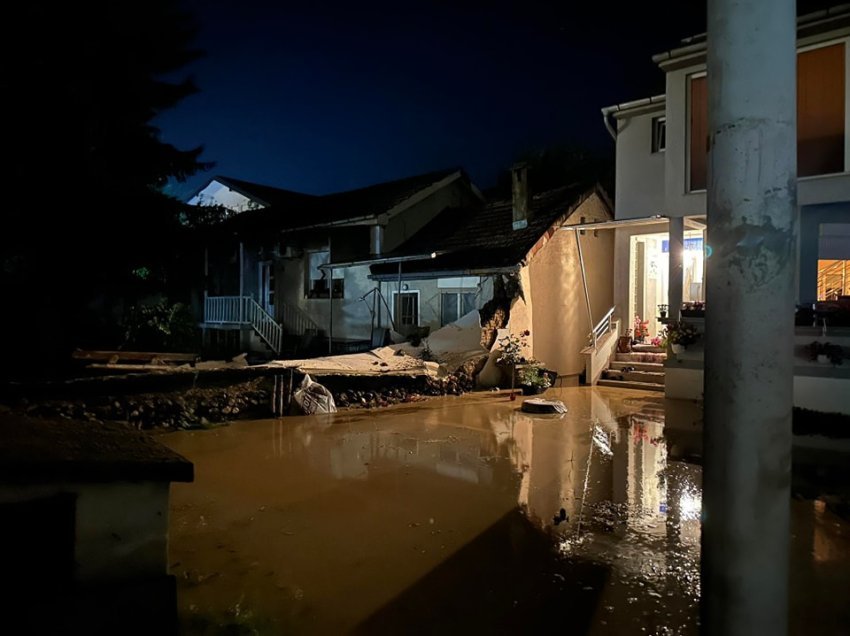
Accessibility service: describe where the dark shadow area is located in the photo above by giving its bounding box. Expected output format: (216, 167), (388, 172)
(354, 508), (609, 635)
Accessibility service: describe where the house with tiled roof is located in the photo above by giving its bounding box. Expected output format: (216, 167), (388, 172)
(365, 168), (615, 380)
(189, 168), (484, 357)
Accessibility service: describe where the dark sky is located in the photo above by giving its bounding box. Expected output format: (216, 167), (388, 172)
(157, 1), (711, 200)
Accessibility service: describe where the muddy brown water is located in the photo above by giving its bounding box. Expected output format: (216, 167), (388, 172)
(163, 387), (850, 635)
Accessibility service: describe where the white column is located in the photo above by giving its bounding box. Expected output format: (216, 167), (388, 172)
(668, 217), (684, 318)
(703, 2), (797, 635)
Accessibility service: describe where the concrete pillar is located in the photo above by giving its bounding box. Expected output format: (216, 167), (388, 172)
(668, 217), (684, 318)
(702, 2), (797, 635)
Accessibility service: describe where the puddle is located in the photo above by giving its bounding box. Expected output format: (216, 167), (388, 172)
(163, 387), (850, 635)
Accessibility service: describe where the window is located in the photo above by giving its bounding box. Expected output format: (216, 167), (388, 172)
(651, 116), (666, 153)
(392, 292), (419, 328)
(690, 42), (847, 189)
(306, 250), (344, 299)
(441, 291), (477, 326)
(798, 43), (845, 177)
(689, 75), (708, 191)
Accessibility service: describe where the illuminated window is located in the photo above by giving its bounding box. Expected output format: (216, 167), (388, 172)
(817, 260), (850, 300)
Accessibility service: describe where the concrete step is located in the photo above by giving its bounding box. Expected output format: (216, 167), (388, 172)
(615, 352), (667, 363)
(631, 344), (666, 354)
(597, 378), (665, 392)
(602, 369), (666, 385)
(610, 361), (665, 372)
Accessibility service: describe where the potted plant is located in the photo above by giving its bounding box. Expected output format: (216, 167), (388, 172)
(517, 365), (552, 395)
(807, 341), (844, 365)
(633, 314), (649, 343)
(658, 304), (669, 319)
(680, 301), (706, 318)
(663, 320), (699, 353)
(497, 330), (530, 400)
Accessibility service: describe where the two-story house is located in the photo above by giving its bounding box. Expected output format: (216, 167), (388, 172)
(589, 5), (850, 412)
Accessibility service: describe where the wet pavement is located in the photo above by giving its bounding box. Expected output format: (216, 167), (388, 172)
(162, 387), (850, 635)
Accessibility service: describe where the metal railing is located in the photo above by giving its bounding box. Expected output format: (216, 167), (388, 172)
(204, 296), (282, 354)
(280, 302), (321, 336)
(818, 260), (849, 301)
(589, 306), (616, 349)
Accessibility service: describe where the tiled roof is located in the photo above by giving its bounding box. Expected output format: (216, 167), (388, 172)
(370, 183), (607, 277)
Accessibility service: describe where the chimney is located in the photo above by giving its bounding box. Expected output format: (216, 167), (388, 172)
(369, 225), (384, 255)
(511, 163), (529, 230)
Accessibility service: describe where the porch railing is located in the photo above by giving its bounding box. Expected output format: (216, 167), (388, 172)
(280, 302), (321, 336)
(204, 296), (282, 355)
(589, 306), (616, 349)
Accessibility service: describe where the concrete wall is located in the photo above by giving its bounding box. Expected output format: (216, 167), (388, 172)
(0, 481), (170, 583)
(614, 108), (666, 219)
(527, 195), (614, 377)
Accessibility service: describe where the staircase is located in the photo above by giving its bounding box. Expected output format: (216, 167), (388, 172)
(598, 344), (666, 392)
(204, 296), (283, 355)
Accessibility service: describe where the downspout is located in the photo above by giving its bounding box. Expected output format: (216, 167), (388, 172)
(602, 108), (618, 141)
(574, 230), (596, 348)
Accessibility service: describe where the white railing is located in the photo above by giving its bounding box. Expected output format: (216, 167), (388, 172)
(280, 302), (321, 336)
(243, 297), (282, 354)
(205, 296), (243, 323)
(204, 296), (282, 355)
(589, 306), (616, 349)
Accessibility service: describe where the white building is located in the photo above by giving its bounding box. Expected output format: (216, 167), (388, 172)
(591, 5), (850, 412)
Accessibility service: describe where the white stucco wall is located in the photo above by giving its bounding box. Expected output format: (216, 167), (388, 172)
(614, 109), (666, 219)
(0, 481), (170, 583)
(403, 276), (492, 334)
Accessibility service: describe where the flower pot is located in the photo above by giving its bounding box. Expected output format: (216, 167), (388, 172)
(671, 343), (685, 354)
(659, 311), (667, 319)
(520, 384), (547, 396)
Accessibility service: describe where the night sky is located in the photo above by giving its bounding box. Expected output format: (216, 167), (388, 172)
(157, 1), (712, 200)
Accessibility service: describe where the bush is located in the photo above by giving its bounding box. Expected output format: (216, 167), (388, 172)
(122, 299), (198, 352)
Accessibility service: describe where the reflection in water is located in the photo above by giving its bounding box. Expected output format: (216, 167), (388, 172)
(164, 388), (850, 635)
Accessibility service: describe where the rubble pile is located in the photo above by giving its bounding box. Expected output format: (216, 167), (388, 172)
(15, 379), (270, 430)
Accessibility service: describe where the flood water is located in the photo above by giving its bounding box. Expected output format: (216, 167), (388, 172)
(163, 387), (850, 635)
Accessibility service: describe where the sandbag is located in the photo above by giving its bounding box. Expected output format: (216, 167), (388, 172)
(292, 373), (337, 415)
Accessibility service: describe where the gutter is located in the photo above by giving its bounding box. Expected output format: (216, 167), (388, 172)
(319, 251), (443, 270)
(600, 94), (666, 140)
(368, 264), (520, 282)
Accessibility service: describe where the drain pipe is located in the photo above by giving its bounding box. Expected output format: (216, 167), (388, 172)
(574, 230), (596, 348)
(601, 107), (618, 141)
